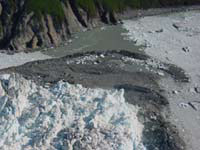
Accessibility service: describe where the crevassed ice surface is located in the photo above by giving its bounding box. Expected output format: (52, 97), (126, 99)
(0, 73), (145, 150)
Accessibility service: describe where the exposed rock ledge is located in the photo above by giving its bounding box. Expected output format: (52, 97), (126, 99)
(0, 0), (200, 51)
(0, 0), (117, 51)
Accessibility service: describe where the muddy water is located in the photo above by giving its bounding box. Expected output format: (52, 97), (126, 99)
(44, 25), (142, 57)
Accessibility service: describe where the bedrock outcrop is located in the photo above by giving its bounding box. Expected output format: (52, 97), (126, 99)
(0, 0), (200, 51)
(0, 0), (118, 51)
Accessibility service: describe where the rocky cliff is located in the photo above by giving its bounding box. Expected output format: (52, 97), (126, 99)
(0, 0), (119, 51)
(0, 0), (199, 51)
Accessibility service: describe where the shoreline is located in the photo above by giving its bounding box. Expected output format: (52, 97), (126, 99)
(0, 7), (200, 149)
(0, 5), (200, 55)
(0, 50), (187, 150)
(0, 51), (51, 70)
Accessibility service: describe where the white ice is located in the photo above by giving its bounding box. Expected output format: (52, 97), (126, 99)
(122, 10), (200, 150)
(0, 73), (145, 150)
(122, 10), (200, 85)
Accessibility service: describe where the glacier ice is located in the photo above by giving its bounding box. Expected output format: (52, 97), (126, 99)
(0, 73), (145, 150)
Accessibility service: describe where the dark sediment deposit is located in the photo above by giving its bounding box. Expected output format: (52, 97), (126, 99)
(0, 50), (189, 150)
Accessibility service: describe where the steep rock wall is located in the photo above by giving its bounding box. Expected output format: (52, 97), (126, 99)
(0, 0), (118, 51)
(0, 0), (199, 51)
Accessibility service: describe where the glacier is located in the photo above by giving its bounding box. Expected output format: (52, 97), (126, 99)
(0, 73), (145, 150)
(122, 10), (200, 150)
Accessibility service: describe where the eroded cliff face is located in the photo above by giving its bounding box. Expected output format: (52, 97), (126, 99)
(0, 0), (199, 51)
(0, 73), (145, 150)
(0, 0), (117, 51)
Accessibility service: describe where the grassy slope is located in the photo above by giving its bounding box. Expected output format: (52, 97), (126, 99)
(13, 0), (200, 20)
(26, 0), (65, 21)
(77, 0), (200, 16)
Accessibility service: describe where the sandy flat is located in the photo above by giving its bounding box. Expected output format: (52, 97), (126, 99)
(0, 51), (51, 70)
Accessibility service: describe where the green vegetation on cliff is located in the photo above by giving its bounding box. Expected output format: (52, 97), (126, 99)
(0, 0), (200, 50)
(76, 0), (200, 15)
(26, 0), (65, 21)
(77, 0), (96, 16)
(25, 0), (199, 19)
